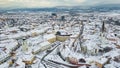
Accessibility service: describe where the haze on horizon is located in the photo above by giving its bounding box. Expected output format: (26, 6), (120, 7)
(0, 0), (120, 9)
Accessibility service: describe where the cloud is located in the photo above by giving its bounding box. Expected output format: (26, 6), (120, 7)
(0, 0), (86, 8)
(0, 0), (59, 8)
(84, 0), (120, 5)
(75, 0), (85, 3)
(0, 0), (21, 8)
(0, 0), (120, 9)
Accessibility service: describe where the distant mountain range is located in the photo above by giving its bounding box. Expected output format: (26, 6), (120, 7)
(0, 4), (120, 13)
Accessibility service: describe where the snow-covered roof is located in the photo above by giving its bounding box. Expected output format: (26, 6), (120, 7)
(22, 54), (34, 61)
(44, 34), (56, 40)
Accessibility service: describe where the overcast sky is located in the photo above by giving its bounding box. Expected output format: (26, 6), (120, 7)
(0, 0), (120, 9)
